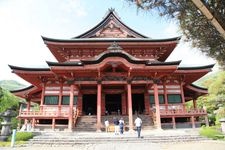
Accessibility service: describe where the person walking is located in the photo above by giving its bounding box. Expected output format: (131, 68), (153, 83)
(104, 119), (109, 132)
(119, 118), (124, 134)
(134, 115), (142, 138)
(113, 117), (119, 135)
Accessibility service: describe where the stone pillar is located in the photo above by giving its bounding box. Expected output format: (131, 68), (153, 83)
(96, 83), (102, 132)
(205, 115), (209, 127)
(40, 83), (46, 112)
(172, 116), (176, 129)
(127, 83), (134, 131)
(153, 82), (161, 129)
(68, 84), (74, 130)
(191, 116), (195, 128)
(180, 82), (186, 111)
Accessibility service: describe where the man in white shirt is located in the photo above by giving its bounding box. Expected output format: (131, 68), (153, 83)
(134, 116), (142, 138)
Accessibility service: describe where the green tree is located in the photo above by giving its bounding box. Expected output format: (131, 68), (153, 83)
(126, 0), (225, 68)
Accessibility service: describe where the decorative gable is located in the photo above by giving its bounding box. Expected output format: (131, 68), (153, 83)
(75, 9), (147, 38)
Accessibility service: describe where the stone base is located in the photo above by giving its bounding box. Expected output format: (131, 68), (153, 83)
(0, 136), (8, 141)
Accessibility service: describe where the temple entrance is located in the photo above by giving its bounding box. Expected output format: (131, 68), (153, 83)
(132, 94), (145, 114)
(105, 94), (121, 115)
(82, 94), (97, 115)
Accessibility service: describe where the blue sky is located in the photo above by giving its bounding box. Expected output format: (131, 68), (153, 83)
(0, 0), (216, 85)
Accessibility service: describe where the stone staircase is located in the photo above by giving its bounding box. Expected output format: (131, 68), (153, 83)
(27, 131), (209, 146)
(102, 115), (154, 130)
(75, 115), (97, 132)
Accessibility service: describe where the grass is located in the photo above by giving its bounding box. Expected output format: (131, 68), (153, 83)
(199, 126), (225, 140)
(0, 141), (26, 147)
(0, 132), (34, 147)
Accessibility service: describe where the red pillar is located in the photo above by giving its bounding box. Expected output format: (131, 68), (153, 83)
(58, 83), (63, 116)
(77, 92), (82, 116)
(193, 99), (197, 109)
(27, 99), (31, 112)
(163, 82), (168, 111)
(180, 82), (186, 111)
(153, 83), (161, 129)
(40, 83), (46, 112)
(172, 116), (176, 129)
(101, 93), (105, 115)
(191, 116), (195, 128)
(144, 92), (150, 115)
(52, 118), (56, 130)
(121, 93), (126, 115)
(68, 84), (74, 130)
(96, 83), (102, 132)
(127, 83), (134, 131)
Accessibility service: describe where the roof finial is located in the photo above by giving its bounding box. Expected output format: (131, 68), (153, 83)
(108, 8), (115, 12)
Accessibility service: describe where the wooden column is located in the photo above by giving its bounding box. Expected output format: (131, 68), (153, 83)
(68, 84), (74, 130)
(153, 82), (161, 129)
(191, 116), (196, 128)
(32, 118), (35, 129)
(127, 83), (134, 131)
(27, 99), (31, 112)
(121, 93), (126, 115)
(180, 82), (186, 111)
(101, 93), (105, 115)
(96, 83), (102, 132)
(172, 116), (176, 129)
(193, 99), (197, 109)
(163, 82), (168, 111)
(58, 83), (63, 116)
(77, 92), (82, 116)
(144, 92), (150, 115)
(52, 118), (56, 130)
(40, 83), (46, 112)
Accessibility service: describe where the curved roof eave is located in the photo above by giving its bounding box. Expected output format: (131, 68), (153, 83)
(41, 36), (181, 43)
(186, 84), (208, 94)
(10, 85), (34, 93)
(47, 51), (181, 66)
(9, 65), (50, 71)
(178, 64), (215, 70)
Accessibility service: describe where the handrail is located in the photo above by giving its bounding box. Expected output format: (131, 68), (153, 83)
(73, 109), (79, 127)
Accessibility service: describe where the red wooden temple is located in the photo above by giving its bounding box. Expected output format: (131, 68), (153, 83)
(10, 9), (213, 131)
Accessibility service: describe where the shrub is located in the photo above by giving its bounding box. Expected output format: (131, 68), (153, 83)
(8, 132), (34, 141)
(199, 126), (224, 140)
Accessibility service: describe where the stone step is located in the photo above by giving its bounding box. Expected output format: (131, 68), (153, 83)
(28, 135), (208, 146)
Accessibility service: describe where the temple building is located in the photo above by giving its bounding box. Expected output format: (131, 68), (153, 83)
(10, 9), (213, 131)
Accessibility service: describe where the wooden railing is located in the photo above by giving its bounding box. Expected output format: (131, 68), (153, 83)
(160, 109), (207, 116)
(19, 110), (69, 118)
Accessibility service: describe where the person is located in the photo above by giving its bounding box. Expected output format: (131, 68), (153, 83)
(104, 119), (109, 132)
(134, 116), (142, 138)
(113, 117), (119, 135)
(119, 118), (124, 134)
